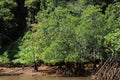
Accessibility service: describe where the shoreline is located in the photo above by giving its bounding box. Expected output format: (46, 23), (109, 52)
(0, 64), (93, 77)
(0, 66), (57, 76)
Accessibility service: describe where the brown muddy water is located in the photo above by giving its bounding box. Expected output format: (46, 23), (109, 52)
(0, 75), (92, 80)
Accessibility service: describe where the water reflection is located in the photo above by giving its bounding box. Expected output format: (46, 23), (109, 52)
(0, 75), (91, 80)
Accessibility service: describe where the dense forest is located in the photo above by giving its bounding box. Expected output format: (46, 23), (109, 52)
(0, 0), (120, 75)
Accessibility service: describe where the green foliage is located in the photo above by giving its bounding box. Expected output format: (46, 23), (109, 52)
(25, 0), (39, 8)
(66, 0), (83, 16)
(37, 7), (82, 63)
(0, 51), (9, 63)
(1, 0), (120, 64)
(104, 29), (120, 55)
(36, 9), (48, 22)
(42, 42), (65, 63)
(76, 5), (105, 60)
(103, 2), (120, 56)
(0, 0), (16, 33)
(25, 0), (40, 24)
(3, 41), (19, 61)
(105, 2), (120, 31)
(13, 29), (42, 64)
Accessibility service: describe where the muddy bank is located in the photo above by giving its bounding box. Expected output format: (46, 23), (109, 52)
(0, 65), (57, 76)
(0, 63), (94, 77)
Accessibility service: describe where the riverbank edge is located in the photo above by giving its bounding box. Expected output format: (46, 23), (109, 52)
(0, 64), (94, 77)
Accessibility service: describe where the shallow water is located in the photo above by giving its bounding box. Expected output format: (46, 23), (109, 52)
(0, 75), (92, 80)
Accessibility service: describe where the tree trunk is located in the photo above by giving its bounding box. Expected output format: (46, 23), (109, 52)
(34, 61), (38, 72)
